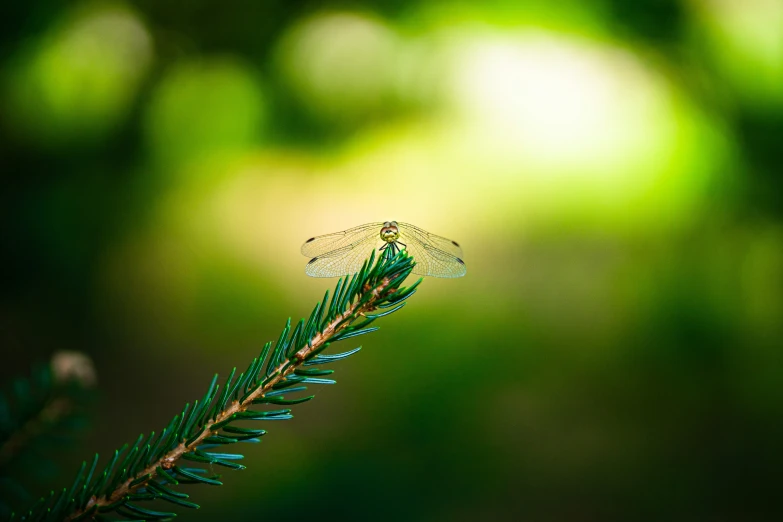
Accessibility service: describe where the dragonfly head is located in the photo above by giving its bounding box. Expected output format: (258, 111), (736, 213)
(380, 221), (400, 243)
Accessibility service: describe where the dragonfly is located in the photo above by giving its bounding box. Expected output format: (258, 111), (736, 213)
(301, 221), (466, 278)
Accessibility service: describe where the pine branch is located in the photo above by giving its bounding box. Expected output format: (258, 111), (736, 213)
(13, 250), (421, 521)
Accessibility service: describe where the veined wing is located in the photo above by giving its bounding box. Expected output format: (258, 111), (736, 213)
(301, 222), (384, 258)
(403, 237), (466, 278)
(305, 234), (385, 278)
(397, 222), (464, 258)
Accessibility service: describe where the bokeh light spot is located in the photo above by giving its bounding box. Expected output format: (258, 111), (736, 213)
(143, 57), (267, 170)
(689, 0), (783, 108)
(3, 3), (153, 146)
(276, 12), (402, 124)
(446, 32), (675, 176)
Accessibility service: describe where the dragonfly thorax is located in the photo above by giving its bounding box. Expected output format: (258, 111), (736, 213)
(380, 221), (400, 243)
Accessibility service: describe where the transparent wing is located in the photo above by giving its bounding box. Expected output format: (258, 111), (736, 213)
(397, 222), (464, 258)
(305, 234), (385, 278)
(301, 222), (384, 258)
(403, 237), (467, 278)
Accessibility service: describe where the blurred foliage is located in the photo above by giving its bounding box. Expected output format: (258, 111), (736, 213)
(0, 353), (95, 519)
(1, 0), (782, 521)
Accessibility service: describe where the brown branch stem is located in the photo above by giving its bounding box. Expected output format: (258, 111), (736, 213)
(65, 275), (394, 521)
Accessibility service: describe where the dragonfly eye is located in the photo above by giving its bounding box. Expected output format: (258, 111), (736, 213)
(379, 227), (400, 243)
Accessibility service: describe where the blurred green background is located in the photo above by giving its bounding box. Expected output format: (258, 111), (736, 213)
(1, 0), (783, 520)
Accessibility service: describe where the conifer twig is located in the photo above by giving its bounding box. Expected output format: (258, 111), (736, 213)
(17, 250), (421, 522)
